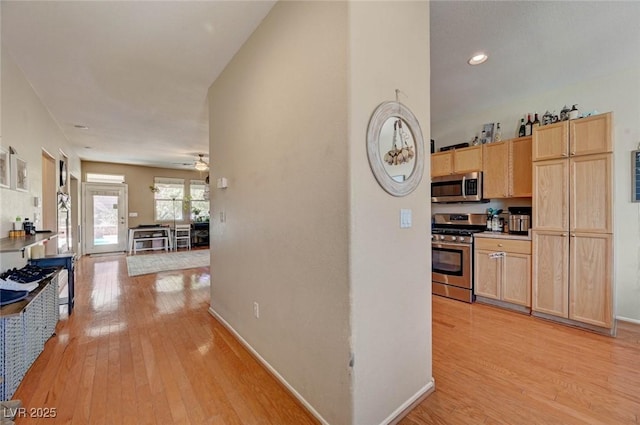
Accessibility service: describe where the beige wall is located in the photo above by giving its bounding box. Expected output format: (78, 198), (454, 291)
(1, 47), (81, 270)
(209, 2), (432, 424)
(82, 161), (206, 227)
(431, 64), (640, 323)
(349, 2), (432, 424)
(208, 2), (350, 424)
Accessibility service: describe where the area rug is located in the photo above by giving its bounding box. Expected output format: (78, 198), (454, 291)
(126, 250), (210, 277)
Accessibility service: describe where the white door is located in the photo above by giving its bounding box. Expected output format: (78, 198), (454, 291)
(83, 183), (128, 254)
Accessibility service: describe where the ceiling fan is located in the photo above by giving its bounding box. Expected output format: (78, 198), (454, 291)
(194, 154), (209, 171)
(174, 154), (209, 171)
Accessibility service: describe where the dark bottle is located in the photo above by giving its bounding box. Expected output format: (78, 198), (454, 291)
(518, 118), (526, 137)
(533, 113), (540, 129)
(525, 114), (533, 136)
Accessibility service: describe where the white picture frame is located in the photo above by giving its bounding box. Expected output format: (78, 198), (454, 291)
(481, 123), (494, 144)
(11, 154), (28, 192)
(0, 147), (9, 188)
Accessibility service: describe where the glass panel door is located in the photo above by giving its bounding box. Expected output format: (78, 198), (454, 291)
(83, 183), (128, 254)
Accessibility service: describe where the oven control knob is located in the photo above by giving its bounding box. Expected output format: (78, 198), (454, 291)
(458, 237), (465, 243)
(451, 236), (457, 242)
(439, 235), (445, 240)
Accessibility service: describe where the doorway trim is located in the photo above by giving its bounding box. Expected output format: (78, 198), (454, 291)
(82, 182), (128, 254)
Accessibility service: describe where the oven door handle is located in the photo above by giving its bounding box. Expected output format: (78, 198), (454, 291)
(461, 175), (467, 199)
(433, 242), (472, 249)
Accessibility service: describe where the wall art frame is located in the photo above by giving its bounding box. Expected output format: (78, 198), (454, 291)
(366, 100), (425, 197)
(0, 147), (9, 188)
(11, 154), (28, 192)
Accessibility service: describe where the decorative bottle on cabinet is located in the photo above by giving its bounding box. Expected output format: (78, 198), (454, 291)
(494, 123), (502, 142)
(518, 118), (526, 137)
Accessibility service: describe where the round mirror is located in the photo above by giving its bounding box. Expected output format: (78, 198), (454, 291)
(366, 101), (424, 196)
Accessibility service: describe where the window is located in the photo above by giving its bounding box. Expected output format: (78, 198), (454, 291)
(86, 173), (125, 183)
(154, 177), (185, 221)
(189, 180), (209, 221)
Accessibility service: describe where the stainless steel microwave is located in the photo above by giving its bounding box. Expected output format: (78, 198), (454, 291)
(431, 172), (484, 203)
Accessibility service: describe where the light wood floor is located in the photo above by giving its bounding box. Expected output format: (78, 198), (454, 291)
(13, 254), (640, 424)
(403, 297), (640, 425)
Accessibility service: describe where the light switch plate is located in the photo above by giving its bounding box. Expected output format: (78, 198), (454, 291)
(400, 209), (412, 228)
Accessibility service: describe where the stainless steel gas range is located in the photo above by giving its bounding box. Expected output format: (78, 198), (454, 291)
(431, 213), (487, 303)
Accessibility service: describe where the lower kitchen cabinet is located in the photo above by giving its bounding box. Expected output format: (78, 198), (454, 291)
(569, 232), (613, 328)
(531, 230), (569, 317)
(474, 237), (531, 311)
(532, 230), (613, 331)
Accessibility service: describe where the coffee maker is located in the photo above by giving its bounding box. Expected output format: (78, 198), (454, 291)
(23, 219), (35, 235)
(508, 207), (531, 235)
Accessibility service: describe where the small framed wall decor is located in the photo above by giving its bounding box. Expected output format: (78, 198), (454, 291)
(481, 123), (494, 144)
(632, 150), (640, 202)
(59, 159), (68, 188)
(11, 154), (28, 192)
(0, 147), (9, 188)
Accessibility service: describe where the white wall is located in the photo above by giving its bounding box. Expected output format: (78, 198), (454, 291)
(349, 2), (432, 424)
(432, 64), (640, 322)
(1, 47), (81, 270)
(209, 2), (433, 424)
(208, 2), (351, 424)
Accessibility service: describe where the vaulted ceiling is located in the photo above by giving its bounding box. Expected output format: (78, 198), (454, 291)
(2, 1), (275, 169)
(3, 1), (639, 169)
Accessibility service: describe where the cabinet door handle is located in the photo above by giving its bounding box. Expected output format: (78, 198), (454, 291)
(571, 233), (576, 237)
(561, 233), (567, 237)
(562, 153), (568, 157)
(498, 243), (503, 247)
(571, 151), (576, 156)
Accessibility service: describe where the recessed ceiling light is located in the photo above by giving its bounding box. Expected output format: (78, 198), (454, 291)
(73, 124), (89, 130)
(468, 53), (488, 65)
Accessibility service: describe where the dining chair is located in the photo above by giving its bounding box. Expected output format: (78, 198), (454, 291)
(174, 224), (191, 250)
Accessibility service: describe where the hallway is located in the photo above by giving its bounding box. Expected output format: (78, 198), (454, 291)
(14, 254), (316, 424)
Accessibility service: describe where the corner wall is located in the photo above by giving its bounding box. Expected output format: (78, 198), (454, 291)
(432, 64), (640, 322)
(349, 2), (432, 424)
(207, 2), (351, 424)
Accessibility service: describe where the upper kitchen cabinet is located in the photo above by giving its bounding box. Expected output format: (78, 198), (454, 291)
(532, 120), (569, 161)
(483, 136), (532, 199)
(569, 113), (613, 156)
(431, 145), (482, 177)
(482, 141), (509, 198)
(532, 112), (612, 161)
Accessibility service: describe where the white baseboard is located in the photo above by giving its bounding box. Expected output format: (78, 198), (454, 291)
(380, 379), (435, 425)
(208, 307), (330, 425)
(616, 315), (640, 325)
(208, 306), (436, 425)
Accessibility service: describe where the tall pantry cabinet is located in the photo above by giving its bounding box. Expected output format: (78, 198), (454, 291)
(531, 113), (613, 332)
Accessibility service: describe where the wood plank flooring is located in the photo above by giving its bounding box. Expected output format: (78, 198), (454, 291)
(402, 297), (640, 425)
(13, 253), (317, 425)
(11, 254), (640, 424)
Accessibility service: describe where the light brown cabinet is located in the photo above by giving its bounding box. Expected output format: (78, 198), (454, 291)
(482, 136), (532, 199)
(430, 145), (482, 177)
(532, 113), (612, 161)
(474, 238), (531, 308)
(569, 232), (613, 327)
(531, 112), (613, 331)
(532, 230), (569, 317)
